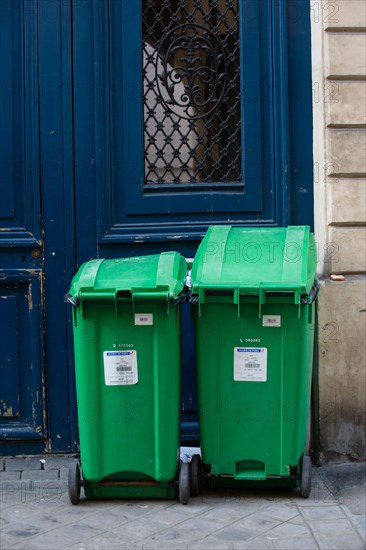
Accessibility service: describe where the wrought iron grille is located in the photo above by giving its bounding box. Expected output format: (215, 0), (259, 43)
(142, 0), (242, 188)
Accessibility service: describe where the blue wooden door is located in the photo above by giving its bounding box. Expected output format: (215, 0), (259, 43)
(72, 0), (314, 443)
(0, 2), (46, 452)
(0, 0), (313, 452)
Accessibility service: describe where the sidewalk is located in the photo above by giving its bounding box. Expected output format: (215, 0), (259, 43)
(0, 457), (365, 549)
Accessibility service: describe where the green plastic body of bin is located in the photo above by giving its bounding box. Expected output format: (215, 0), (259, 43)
(191, 226), (318, 487)
(68, 252), (187, 499)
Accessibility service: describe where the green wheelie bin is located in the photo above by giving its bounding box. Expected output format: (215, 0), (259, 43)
(190, 226), (319, 497)
(65, 252), (191, 504)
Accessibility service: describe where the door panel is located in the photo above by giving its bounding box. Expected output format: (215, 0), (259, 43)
(0, 1), (46, 451)
(73, 0), (294, 251)
(0, 272), (45, 441)
(0, 0), (41, 247)
(86, 0), (288, 245)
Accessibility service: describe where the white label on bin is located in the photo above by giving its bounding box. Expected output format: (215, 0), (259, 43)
(262, 315), (281, 327)
(234, 347), (267, 382)
(134, 313), (153, 326)
(103, 351), (138, 385)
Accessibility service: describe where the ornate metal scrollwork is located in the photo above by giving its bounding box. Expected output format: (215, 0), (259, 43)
(156, 24), (227, 120)
(143, 0), (241, 185)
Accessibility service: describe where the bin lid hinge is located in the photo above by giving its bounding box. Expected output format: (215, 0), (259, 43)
(234, 289), (241, 318)
(258, 288), (266, 318)
(294, 289), (301, 318)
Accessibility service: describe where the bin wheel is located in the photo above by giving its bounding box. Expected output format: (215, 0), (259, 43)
(300, 455), (312, 499)
(179, 462), (190, 505)
(190, 455), (202, 496)
(305, 406), (312, 455)
(68, 462), (81, 505)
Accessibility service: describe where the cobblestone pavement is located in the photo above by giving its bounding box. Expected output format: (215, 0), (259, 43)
(0, 457), (365, 549)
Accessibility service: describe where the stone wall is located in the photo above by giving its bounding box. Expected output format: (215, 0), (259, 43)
(312, 0), (366, 461)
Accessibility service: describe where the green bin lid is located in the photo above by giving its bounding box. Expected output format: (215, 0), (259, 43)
(69, 252), (187, 302)
(191, 226), (317, 298)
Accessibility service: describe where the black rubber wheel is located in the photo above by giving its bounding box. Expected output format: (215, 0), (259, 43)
(300, 455), (312, 498)
(190, 454), (202, 496)
(179, 462), (190, 505)
(305, 407), (312, 456)
(68, 462), (81, 505)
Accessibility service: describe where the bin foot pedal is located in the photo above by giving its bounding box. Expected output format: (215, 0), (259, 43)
(235, 460), (266, 481)
(83, 479), (176, 500)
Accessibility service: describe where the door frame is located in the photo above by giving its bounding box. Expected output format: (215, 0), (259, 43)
(38, 0), (77, 452)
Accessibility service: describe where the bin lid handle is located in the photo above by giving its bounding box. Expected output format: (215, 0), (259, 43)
(300, 279), (320, 305)
(64, 293), (79, 307)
